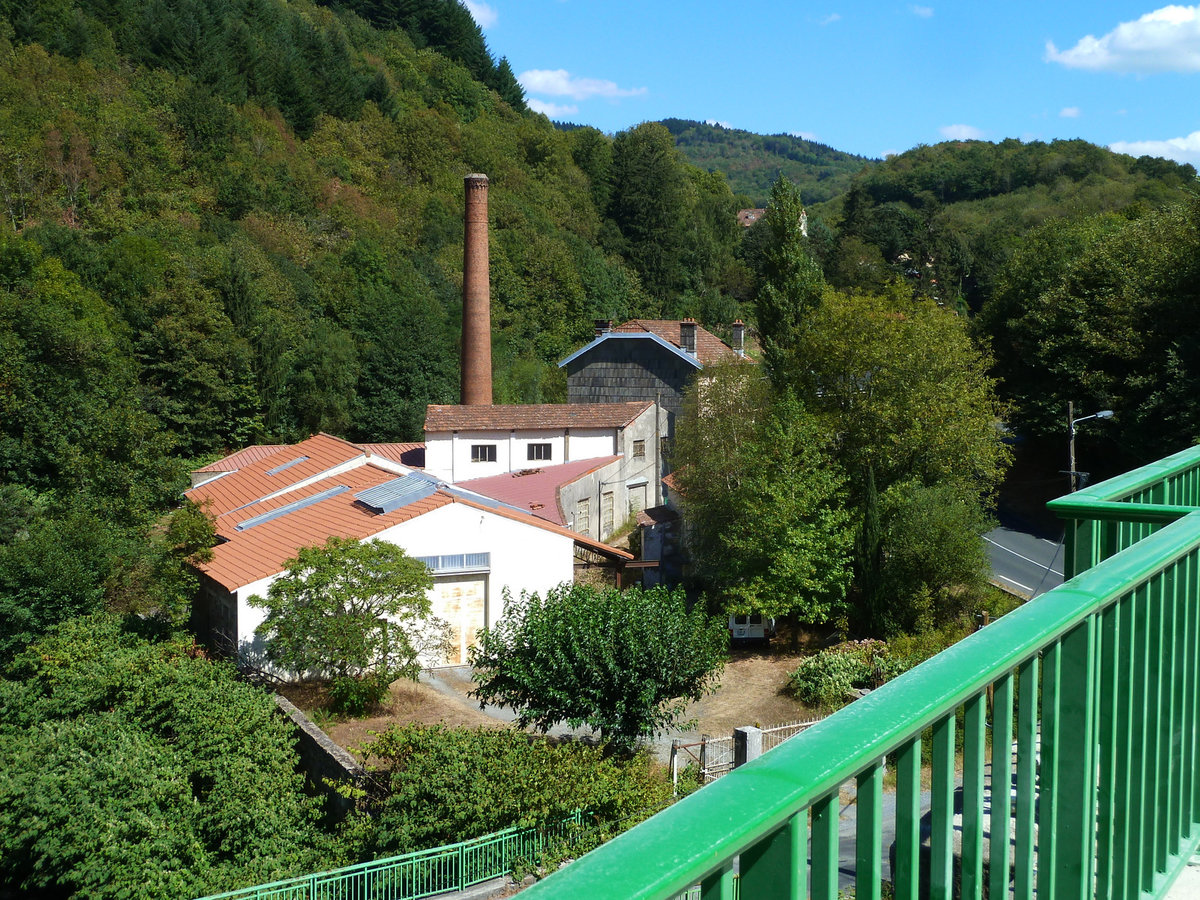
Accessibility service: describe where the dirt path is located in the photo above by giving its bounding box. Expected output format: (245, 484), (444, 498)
(279, 643), (825, 760)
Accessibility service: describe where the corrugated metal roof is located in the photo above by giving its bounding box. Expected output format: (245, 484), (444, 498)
(455, 457), (621, 524)
(191, 437), (635, 592)
(236, 485), (351, 531)
(355, 476), (438, 514)
(193, 445), (288, 474)
(265, 456), (310, 476)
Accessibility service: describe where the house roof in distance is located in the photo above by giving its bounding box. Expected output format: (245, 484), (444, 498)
(424, 401), (653, 432)
(557, 319), (739, 370)
(614, 319), (736, 366)
(455, 456), (620, 525)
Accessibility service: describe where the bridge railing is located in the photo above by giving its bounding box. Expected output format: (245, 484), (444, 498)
(1050, 444), (1200, 577)
(523, 448), (1200, 900)
(198, 811), (584, 900)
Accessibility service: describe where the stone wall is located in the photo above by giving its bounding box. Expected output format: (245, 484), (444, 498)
(274, 693), (366, 822)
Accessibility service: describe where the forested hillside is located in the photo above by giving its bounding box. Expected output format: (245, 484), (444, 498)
(808, 138), (1196, 313)
(0, 0), (757, 649)
(659, 118), (874, 206)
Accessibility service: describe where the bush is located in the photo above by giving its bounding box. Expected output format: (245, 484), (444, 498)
(0, 614), (348, 898)
(329, 672), (392, 715)
(360, 724), (673, 855)
(786, 640), (917, 709)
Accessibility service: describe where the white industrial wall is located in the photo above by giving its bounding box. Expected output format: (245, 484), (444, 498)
(231, 501), (576, 671)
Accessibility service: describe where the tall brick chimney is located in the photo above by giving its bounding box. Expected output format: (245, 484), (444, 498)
(461, 173), (492, 405)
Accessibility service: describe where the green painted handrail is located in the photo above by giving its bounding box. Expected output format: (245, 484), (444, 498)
(198, 810), (584, 900)
(523, 448), (1200, 899)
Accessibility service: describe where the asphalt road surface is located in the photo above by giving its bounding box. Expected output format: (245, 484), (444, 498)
(985, 526), (1064, 598)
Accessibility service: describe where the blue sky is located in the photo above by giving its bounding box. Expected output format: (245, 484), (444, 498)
(462, 1), (1200, 165)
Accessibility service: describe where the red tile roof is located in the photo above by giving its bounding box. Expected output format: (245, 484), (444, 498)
(424, 402), (653, 432)
(201, 465), (453, 590)
(614, 319), (737, 366)
(191, 439), (633, 591)
(194, 445), (288, 473)
(359, 442), (425, 469)
(185, 433), (366, 517)
(636, 505), (679, 528)
(455, 457), (620, 524)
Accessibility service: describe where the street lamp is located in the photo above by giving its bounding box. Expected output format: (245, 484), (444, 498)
(1068, 401), (1114, 492)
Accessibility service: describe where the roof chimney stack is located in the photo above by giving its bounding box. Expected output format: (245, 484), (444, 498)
(680, 318), (697, 356)
(594, 319), (613, 337)
(461, 174), (492, 405)
(732, 319), (745, 357)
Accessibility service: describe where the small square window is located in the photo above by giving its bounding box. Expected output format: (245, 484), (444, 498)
(632, 439), (646, 459)
(527, 443), (552, 461)
(471, 444), (497, 463)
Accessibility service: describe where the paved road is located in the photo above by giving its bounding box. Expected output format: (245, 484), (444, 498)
(985, 526), (1064, 598)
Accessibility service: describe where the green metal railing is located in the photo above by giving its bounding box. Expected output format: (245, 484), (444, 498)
(199, 811), (584, 900)
(1051, 444), (1200, 578)
(523, 446), (1200, 899)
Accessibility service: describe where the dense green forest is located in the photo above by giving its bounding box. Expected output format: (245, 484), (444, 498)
(808, 138), (1196, 313)
(659, 117), (876, 206)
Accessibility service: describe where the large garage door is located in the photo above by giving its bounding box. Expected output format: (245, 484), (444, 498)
(432, 574), (487, 666)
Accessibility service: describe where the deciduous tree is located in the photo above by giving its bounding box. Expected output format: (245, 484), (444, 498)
(469, 584), (726, 749)
(672, 363), (855, 625)
(250, 537), (444, 709)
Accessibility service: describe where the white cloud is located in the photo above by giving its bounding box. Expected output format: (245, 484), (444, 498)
(526, 98), (579, 118)
(940, 124), (985, 140)
(705, 119), (733, 129)
(518, 69), (648, 101)
(790, 130), (819, 141)
(1110, 131), (1200, 165)
(1046, 5), (1200, 73)
(1060, 106), (1082, 118)
(820, 13), (841, 25)
(462, 1), (497, 29)
(911, 5), (934, 18)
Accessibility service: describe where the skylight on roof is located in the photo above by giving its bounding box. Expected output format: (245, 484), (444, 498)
(355, 476), (438, 514)
(265, 456), (310, 475)
(235, 485), (350, 531)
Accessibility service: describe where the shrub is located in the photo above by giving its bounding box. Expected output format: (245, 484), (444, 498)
(329, 672), (392, 716)
(787, 640), (917, 709)
(360, 724), (673, 855)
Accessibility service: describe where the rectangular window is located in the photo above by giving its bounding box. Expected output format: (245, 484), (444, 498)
(471, 444), (496, 463)
(632, 439), (646, 459)
(576, 498), (591, 535)
(527, 443), (552, 461)
(601, 491), (614, 539)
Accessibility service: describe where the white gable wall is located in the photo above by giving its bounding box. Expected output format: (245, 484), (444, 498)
(230, 501), (575, 671)
(424, 427), (620, 483)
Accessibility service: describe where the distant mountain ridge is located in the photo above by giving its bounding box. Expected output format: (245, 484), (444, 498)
(658, 118), (877, 206)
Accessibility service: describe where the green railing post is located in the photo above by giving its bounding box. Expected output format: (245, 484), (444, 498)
(894, 738), (921, 900)
(855, 761), (884, 900)
(740, 813), (804, 899)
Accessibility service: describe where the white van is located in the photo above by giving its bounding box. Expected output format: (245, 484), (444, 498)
(728, 613), (776, 641)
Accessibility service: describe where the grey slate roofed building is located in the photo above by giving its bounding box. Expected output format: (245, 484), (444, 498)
(558, 319), (745, 437)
